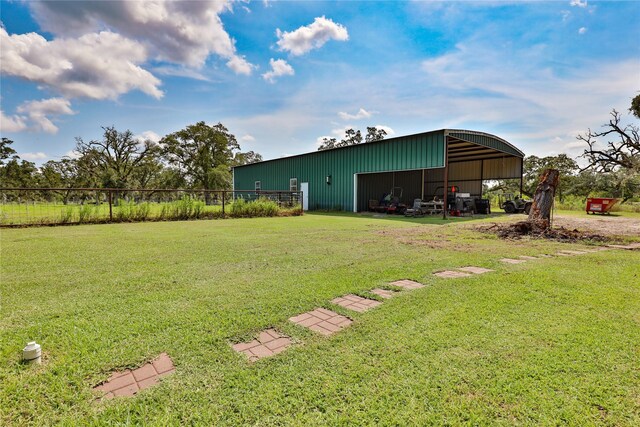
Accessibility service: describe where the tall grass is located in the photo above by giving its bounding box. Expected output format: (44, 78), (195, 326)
(159, 195), (210, 220)
(229, 198), (280, 218)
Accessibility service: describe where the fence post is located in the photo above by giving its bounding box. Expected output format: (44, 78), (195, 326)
(222, 191), (225, 217)
(108, 190), (113, 221)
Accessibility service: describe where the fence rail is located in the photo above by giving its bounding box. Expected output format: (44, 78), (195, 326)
(0, 187), (302, 226)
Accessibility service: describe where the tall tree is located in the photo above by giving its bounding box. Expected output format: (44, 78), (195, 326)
(74, 126), (160, 188)
(1, 138), (19, 166)
(232, 150), (263, 167)
(630, 93), (640, 119)
(318, 126), (386, 151)
(160, 121), (240, 190)
(578, 109), (639, 175)
(365, 126), (387, 142)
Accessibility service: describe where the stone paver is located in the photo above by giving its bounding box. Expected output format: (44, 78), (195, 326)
(500, 258), (527, 264)
(519, 255), (539, 260)
(607, 243), (640, 250)
(458, 266), (494, 274)
(538, 254), (554, 258)
(94, 353), (175, 399)
(331, 294), (382, 312)
(434, 270), (473, 278)
(290, 308), (352, 336)
(232, 328), (292, 362)
(559, 250), (588, 255)
(555, 252), (573, 256)
(370, 288), (396, 299)
(388, 279), (425, 290)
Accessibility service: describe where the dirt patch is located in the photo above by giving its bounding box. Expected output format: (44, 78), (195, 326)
(552, 213), (640, 237)
(480, 221), (611, 242)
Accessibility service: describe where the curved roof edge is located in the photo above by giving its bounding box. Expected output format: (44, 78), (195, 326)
(445, 129), (525, 158)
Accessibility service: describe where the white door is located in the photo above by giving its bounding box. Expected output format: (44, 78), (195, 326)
(300, 182), (309, 211)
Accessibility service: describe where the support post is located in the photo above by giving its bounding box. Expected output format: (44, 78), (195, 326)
(421, 169), (425, 200)
(519, 158), (524, 197)
(480, 160), (484, 197)
(442, 139), (449, 220)
(108, 190), (113, 221)
(222, 191), (225, 217)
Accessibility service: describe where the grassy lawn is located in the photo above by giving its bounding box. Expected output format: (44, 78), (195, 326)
(1, 213), (639, 425)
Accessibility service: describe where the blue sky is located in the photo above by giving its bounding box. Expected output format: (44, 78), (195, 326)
(1, 0), (639, 165)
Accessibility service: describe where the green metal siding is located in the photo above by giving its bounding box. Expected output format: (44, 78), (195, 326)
(233, 130), (445, 210)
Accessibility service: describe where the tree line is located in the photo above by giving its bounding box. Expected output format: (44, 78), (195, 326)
(0, 121), (262, 190)
(1, 94), (638, 200)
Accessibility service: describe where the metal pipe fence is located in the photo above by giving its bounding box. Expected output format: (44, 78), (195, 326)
(0, 188), (302, 226)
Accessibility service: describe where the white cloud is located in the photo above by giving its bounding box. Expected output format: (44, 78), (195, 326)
(570, 0), (587, 7)
(28, 0), (253, 71)
(276, 16), (349, 56)
(418, 42), (638, 157)
(19, 152), (48, 161)
(16, 97), (75, 134)
(338, 108), (372, 120)
(134, 130), (161, 143)
(0, 110), (27, 133)
(152, 66), (210, 81)
(262, 58), (295, 83)
(1, 28), (163, 100)
(241, 134), (256, 142)
(226, 55), (256, 75)
(578, 27), (587, 35)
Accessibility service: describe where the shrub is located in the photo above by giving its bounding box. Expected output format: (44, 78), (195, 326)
(60, 206), (74, 223)
(134, 202), (151, 221)
(230, 198), (280, 218)
(78, 204), (95, 223)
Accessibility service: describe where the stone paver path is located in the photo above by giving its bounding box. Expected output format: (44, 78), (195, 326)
(370, 288), (396, 299)
(434, 270), (472, 278)
(500, 258), (527, 264)
(519, 255), (539, 260)
(232, 328), (292, 362)
(94, 353), (175, 399)
(290, 308), (352, 336)
(389, 279), (425, 290)
(331, 294), (382, 312)
(607, 243), (640, 250)
(458, 266), (494, 274)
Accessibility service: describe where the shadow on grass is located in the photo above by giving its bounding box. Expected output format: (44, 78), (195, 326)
(306, 211), (521, 225)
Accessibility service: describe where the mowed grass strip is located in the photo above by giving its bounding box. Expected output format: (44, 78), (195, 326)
(1, 213), (639, 425)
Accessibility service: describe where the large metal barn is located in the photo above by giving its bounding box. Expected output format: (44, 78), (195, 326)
(232, 129), (524, 213)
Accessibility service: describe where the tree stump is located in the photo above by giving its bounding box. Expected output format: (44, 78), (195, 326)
(527, 168), (559, 230)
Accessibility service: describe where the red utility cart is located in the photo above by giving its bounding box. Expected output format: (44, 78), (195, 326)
(585, 197), (619, 215)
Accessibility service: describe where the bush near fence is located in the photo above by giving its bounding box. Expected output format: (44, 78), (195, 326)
(0, 189), (302, 226)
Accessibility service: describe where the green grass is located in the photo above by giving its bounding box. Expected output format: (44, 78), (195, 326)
(1, 214), (639, 425)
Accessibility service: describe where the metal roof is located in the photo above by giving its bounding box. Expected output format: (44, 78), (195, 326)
(233, 129), (523, 169)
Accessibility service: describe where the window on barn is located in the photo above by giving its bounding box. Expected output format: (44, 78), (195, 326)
(290, 178), (298, 192)
(255, 181), (261, 191)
